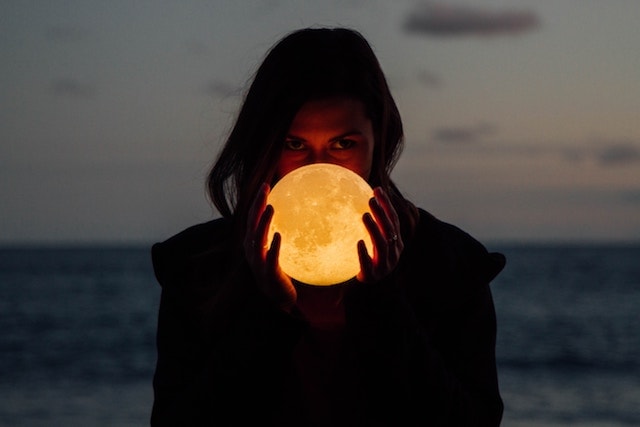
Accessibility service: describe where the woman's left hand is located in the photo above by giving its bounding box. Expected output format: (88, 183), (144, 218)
(356, 187), (404, 283)
(243, 183), (297, 312)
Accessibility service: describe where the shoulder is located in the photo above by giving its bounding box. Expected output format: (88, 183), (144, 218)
(407, 208), (506, 285)
(151, 218), (236, 289)
(153, 218), (232, 256)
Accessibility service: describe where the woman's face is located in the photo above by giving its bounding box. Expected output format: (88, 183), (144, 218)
(275, 96), (374, 182)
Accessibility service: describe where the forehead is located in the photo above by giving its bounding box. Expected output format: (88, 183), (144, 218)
(288, 97), (370, 132)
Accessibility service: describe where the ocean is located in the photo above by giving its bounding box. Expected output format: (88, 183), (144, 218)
(0, 244), (639, 426)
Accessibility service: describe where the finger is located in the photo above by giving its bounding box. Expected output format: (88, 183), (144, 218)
(356, 239), (374, 282)
(369, 196), (395, 242)
(371, 188), (401, 243)
(363, 211), (387, 262)
(256, 204), (274, 250)
(266, 231), (281, 273)
(373, 187), (401, 231)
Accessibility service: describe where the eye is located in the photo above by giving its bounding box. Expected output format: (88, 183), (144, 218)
(284, 139), (305, 151)
(332, 138), (356, 150)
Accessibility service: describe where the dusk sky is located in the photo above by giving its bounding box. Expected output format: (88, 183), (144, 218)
(2, 0), (639, 244)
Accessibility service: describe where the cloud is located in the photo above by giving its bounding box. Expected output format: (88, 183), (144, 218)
(45, 25), (90, 43)
(417, 69), (441, 87)
(51, 78), (95, 99)
(183, 39), (210, 56)
(203, 80), (239, 98)
(595, 142), (640, 166)
(529, 139), (640, 167)
(621, 189), (640, 204)
(432, 122), (496, 143)
(560, 139), (640, 167)
(404, 2), (540, 37)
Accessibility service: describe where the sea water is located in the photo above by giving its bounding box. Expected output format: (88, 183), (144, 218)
(492, 244), (640, 426)
(1, 244), (639, 426)
(0, 247), (157, 426)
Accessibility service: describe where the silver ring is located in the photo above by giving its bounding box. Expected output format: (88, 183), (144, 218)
(389, 233), (398, 243)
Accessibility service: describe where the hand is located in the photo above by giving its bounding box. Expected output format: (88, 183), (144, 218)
(356, 187), (404, 283)
(243, 183), (297, 311)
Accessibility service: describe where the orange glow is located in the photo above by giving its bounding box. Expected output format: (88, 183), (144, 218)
(267, 163), (374, 286)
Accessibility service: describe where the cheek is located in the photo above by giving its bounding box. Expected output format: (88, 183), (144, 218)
(339, 159), (371, 182)
(357, 165), (372, 181)
(356, 147), (374, 180)
(275, 158), (296, 181)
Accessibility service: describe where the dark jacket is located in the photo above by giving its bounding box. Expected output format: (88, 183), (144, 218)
(150, 208), (505, 426)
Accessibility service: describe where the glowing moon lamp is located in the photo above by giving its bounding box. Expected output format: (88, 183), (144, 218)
(267, 163), (374, 286)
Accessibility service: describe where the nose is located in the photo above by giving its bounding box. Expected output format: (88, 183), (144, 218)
(308, 148), (330, 165)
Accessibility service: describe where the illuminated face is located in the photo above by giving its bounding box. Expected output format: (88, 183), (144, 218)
(276, 96), (375, 181)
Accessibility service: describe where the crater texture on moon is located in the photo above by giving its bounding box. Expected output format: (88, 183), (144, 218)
(267, 163), (374, 286)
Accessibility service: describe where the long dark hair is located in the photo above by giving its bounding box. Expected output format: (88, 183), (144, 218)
(207, 27), (415, 242)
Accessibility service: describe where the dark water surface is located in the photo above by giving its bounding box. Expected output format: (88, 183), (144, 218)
(1, 244), (639, 426)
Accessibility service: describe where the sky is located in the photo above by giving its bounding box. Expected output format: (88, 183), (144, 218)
(2, 0), (639, 245)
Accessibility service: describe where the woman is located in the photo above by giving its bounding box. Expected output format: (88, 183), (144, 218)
(151, 27), (505, 426)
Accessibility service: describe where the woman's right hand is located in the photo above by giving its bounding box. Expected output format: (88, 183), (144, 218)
(243, 183), (297, 312)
